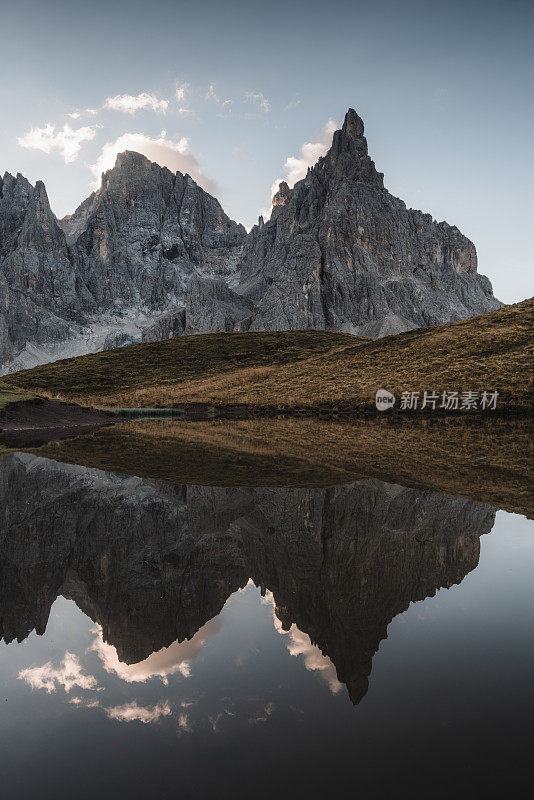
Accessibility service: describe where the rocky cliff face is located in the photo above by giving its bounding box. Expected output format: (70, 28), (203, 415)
(1, 110), (501, 372)
(0, 452), (495, 702)
(0, 154), (246, 373)
(0, 173), (94, 368)
(234, 109), (500, 336)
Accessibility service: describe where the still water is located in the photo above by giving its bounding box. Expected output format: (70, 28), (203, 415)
(0, 426), (533, 799)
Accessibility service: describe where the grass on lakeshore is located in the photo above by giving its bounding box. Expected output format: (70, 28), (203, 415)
(0, 389), (36, 411)
(2, 299), (533, 414)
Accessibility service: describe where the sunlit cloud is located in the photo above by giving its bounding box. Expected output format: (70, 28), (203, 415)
(18, 122), (99, 164)
(270, 117), (337, 198)
(178, 712), (191, 732)
(265, 591), (342, 694)
(89, 130), (218, 194)
(245, 91), (271, 113)
(257, 117), (337, 221)
(18, 652), (99, 694)
(103, 92), (169, 115)
(106, 700), (172, 724)
(91, 618), (222, 684)
(69, 696), (101, 708)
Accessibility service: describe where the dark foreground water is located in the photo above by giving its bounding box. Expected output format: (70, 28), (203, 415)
(0, 446), (532, 799)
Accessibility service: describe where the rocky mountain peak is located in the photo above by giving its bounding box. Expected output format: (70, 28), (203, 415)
(326, 107), (383, 187)
(273, 181), (291, 206)
(1, 112), (501, 373)
(342, 107), (365, 138)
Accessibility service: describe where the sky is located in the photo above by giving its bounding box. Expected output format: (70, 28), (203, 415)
(1, 0), (532, 303)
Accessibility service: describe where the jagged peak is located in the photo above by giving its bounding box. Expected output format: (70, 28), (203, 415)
(272, 181), (291, 208)
(342, 108), (365, 139)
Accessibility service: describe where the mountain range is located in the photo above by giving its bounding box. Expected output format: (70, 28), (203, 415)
(0, 109), (500, 374)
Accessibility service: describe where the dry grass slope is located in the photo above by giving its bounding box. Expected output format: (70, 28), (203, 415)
(3, 299), (533, 414)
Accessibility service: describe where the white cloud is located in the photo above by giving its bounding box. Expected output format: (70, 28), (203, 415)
(271, 117), (337, 198)
(89, 130), (218, 194)
(285, 97), (301, 111)
(68, 112), (81, 120)
(91, 618), (221, 684)
(104, 92), (169, 115)
(106, 700), (172, 724)
(258, 117), (338, 220)
(245, 91), (271, 113)
(69, 696), (101, 708)
(218, 99), (233, 118)
(18, 122), (99, 164)
(177, 107), (195, 117)
(18, 652), (99, 694)
(175, 82), (189, 103)
(205, 83), (219, 102)
(265, 591), (342, 694)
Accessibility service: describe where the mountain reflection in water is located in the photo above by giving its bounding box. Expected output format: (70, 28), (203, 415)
(0, 451), (495, 704)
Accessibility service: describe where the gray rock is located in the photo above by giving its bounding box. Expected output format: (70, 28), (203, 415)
(1, 113), (502, 371)
(0, 154), (246, 372)
(238, 109), (501, 335)
(101, 330), (138, 351)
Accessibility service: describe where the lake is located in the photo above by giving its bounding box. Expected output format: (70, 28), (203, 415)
(0, 418), (532, 798)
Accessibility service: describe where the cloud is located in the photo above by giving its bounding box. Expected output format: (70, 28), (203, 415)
(91, 618), (221, 684)
(271, 117), (337, 197)
(178, 712), (191, 732)
(205, 84), (233, 114)
(106, 700), (171, 724)
(69, 696), (101, 708)
(175, 82), (189, 103)
(257, 117), (338, 220)
(18, 122), (99, 164)
(285, 97), (301, 111)
(245, 91), (271, 113)
(104, 92), (169, 115)
(265, 591), (342, 694)
(18, 652), (99, 694)
(249, 701), (274, 724)
(205, 83), (219, 102)
(89, 130), (218, 195)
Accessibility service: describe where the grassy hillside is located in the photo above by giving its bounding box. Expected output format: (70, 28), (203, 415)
(0, 388), (36, 411)
(1, 329), (360, 406)
(3, 299), (533, 414)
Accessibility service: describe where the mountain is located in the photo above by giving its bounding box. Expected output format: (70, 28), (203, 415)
(0, 451), (495, 703)
(0, 109), (501, 373)
(0, 154), (246, 373)
(232, 108), (500, 336)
